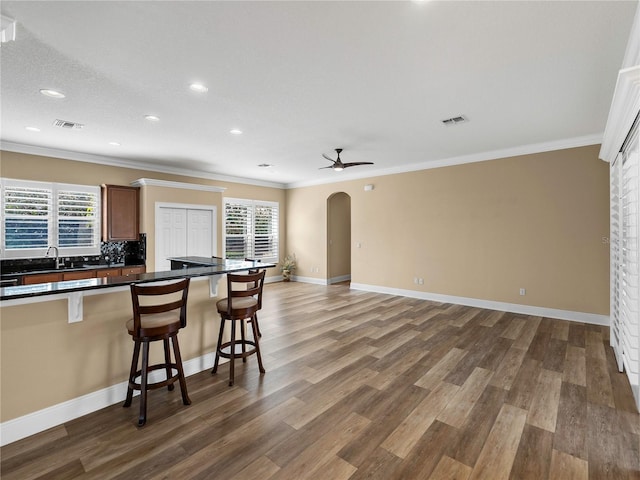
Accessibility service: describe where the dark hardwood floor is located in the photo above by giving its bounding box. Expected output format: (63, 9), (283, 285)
(1, 282), (638, 479)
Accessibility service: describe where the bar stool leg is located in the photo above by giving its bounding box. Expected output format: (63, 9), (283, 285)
(250, 317), (266, 374)
(241, 319), (247, 363)
(163, 338), (174, 391)
(211, 318), (225, 375)
(229, 318), (237, 386)
(253, 313), (262, 337)
(171, 335), (191, 405)
(123, 339), (141, 408)
(138, 341), (150, 426)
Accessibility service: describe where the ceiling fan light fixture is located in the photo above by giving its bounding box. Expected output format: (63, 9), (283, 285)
(333, 165), (344, 172)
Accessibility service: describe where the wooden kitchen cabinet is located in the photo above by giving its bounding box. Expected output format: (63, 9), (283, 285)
(23, 272), (63, 285)
(102, 185), (139, 241)
(63, 270), (97, 281)
(122, 266), (146, 276)
(96, 268), (121, 278)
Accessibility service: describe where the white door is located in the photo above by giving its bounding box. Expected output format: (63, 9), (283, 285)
(155, 204), (215, 271)
(187, 209), (213, 257)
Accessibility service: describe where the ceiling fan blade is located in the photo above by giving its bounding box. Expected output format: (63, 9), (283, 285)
(343, 162), (374, 168)
(322, 153), (336, 163)
(319, 166), (335, 169)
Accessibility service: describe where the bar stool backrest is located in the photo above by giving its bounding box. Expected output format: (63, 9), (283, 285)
(130, 278), (190, 334)
(225, 270), (265, 315)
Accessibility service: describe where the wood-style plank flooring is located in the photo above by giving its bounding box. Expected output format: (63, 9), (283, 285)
(2, 282), (639, 479)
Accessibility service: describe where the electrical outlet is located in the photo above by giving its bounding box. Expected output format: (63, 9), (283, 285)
(519, 288), (526, 296)
(418, 278), (424, 285)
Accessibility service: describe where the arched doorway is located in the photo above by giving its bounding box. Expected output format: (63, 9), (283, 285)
(327, 192), (351, 284)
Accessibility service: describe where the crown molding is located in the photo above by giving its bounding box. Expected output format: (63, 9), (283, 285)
(1, 132), (603, 192)
(285, 133), (603, 189)
(131, 178), (226, 192)
(0, 141), (286, 190)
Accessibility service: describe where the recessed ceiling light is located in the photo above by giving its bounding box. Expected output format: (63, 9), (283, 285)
(189, 83), (208, 93)
(144, 115), (160, 122)
(230, 129), (243, 135)
(40, 89), (65, 99)
(108, 141), (121, 146)
(25, 126), (41, 132)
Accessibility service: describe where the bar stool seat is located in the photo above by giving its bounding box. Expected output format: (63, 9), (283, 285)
(123, 278), (191, 426)
(212, 270), (266, 386)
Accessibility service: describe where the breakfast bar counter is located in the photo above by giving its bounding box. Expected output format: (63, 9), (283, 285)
(0, 259), (273, 302)
(0, 258), (276, 445)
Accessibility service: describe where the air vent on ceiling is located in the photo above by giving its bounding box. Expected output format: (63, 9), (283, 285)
(441, 115), (467, 126)
(53, 119), (84, 130)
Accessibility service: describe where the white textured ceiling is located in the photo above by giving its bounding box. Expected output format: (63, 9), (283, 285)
(0, 1), (637, 188)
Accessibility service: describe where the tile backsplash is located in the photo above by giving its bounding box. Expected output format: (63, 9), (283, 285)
(1, 234), (146, 274)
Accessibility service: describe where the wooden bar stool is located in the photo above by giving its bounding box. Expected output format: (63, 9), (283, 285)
(212, 270), (266, 386)
(123, 278), (191, 426)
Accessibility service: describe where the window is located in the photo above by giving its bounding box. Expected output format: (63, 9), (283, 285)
(1, 178), (101, 258)
(223, 198), (279, 261)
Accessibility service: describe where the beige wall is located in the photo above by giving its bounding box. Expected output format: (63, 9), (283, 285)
(287, 145), (610, 315)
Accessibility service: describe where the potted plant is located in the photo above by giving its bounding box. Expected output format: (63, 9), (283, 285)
(281, 254), (296, 281)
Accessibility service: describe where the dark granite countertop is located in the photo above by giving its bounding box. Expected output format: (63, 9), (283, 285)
(0, 259), (274, 301)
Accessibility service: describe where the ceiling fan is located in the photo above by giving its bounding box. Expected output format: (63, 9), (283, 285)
(321, 148), (374, 171)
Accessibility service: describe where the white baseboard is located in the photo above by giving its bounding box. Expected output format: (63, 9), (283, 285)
(328, 274), (352, 285)
(0, 352), (219, 447)
(291, 275), (327, 285)
(349, 282), (609, 326)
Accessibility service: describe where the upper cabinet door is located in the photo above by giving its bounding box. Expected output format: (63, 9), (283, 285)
(102, 185), (139, 241)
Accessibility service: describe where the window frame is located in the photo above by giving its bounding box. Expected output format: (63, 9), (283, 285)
(1, 178), (101, 259)
(223, 197), (279, 262)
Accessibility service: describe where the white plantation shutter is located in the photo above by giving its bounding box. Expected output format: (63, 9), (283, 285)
(611, 154), (624, 370)
(1, 179), (53, 257)
(1, 178), (100, 258)
(223, 198), (278, 261)
(620, 123), (639, 392)
(57, 184), (100, 252)
(610, 116), (640, 410)
(254, 202), (279, 260)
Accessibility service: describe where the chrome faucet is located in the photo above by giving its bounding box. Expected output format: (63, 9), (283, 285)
(46, 246), (64, 269)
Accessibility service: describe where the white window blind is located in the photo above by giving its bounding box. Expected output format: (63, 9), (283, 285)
(1, 178), (101, 258)
(223, 198), (279, 261)
(611, 154), (623, 371)
(620, 123), (639, 390)
(57, 185), (100, 251)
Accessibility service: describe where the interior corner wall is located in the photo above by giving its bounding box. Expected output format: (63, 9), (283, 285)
(286, 144), (610, 316)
